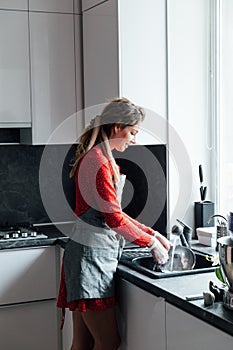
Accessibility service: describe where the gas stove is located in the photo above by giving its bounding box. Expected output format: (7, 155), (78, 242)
(0, 224), (48, 241)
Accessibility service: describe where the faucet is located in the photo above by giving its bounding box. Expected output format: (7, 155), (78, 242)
(174, 219), (193, 247)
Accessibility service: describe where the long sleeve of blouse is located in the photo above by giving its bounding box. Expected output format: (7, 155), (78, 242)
(75, 147), (154, 247)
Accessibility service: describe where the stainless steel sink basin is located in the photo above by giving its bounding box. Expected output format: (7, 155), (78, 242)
(120, 249), (218, 278)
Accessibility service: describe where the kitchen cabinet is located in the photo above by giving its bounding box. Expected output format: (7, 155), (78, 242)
(0, 300), (59, 350)
(27, 12), (81, 144)
(82, 0), (167, 145)
(82, 0), (107, 11)
(59, 246), (73, 350)
(62, 309), (73, 350)
(166, 302), (233, 350)
(0, 0), (27, 10)
(74, 14), (84, 136)
(29, 0), (74, 13)
(0, 10), (31, 127)
(0, 246), (61, 350)
(116, 278), (166, 350)
(74, 0), (82, 13)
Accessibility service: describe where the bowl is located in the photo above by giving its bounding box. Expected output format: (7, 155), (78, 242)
(218, 236), (233, 291)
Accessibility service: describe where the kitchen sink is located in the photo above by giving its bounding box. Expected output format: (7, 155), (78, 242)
(120, 248), (218, 278)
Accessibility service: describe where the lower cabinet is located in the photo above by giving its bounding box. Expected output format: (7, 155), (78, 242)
(61, 307), (73, 350)
(0, 300), (59, 350)
(116, 278), (166, 350)
(166, 303), (233, 350)
(0, 245), (61, 350)
(117, 278), (233, 350)
(59, 247), (73, 350)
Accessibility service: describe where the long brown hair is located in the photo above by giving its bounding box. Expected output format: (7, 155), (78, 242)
(70, 97), (145, 181)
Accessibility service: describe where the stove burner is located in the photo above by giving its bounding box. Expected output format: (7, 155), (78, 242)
(0, 224), (48, 241)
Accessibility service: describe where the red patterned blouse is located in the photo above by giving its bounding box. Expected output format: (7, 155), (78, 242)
(57, 146), (154, 317)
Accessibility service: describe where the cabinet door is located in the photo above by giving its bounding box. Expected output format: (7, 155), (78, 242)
(29, 12), (77, 144)
(117, 278), (166, 350)
(61, 303), (73, 349)
(0, 246), (57, 305)
(83, 0), (119, 108)
(74, 14), (84, 134)
(74, 0), (81, 13)
(82, 0), (167, 145)
(82, 0), (106, 11)
(0, 0), (27, 9)
(0, 10), (30, 126)
(29, 0), (73, 13)
(119, 0), (167, 145)
(166, 302), (233, 350)
(59, 247), (73, 350)
(0, 300), (59, 350)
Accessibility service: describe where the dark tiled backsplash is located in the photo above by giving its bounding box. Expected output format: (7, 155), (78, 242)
(0, 144), (76, 226)
(113, 144), (167, 233)
(0, 144), (167, 232)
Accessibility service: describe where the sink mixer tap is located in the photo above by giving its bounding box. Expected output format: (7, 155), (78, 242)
(172, 219), (193, 247)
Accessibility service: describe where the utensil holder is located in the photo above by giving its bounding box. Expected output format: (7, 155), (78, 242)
(229, 212), (233, 232)
(194, 201), (215, 237)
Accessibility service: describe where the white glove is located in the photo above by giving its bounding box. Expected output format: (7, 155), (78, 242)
(148, 233), (171, 265)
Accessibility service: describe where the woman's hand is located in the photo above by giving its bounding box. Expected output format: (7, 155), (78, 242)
(148, 231), (171, 264)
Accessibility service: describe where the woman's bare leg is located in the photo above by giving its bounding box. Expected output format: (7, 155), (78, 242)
(82, 307), (121, 350)
(71, 309), (94, 350)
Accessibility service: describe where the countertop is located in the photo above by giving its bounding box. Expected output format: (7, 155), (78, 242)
(1, 231), (233, 337)
(117, 253), (233, 337)
(0, 222), (70, 250)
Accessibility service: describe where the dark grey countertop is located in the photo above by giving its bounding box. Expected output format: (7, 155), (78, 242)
(117, 260), (233, 337)
(0, 223), (70, 250)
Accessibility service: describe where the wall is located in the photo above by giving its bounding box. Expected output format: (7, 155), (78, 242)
(0, 144), (76, 225)
(167, 0), (212, 229)
(114, 144), (167, 233)
(0, 144), (167, 233)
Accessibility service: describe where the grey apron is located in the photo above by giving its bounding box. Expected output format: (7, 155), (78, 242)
(64, 174), (126, 302)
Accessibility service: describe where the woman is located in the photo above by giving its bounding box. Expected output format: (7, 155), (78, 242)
(57, 97), (171, 350)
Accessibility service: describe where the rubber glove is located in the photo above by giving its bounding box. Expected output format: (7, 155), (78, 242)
(148, 232), (171, 264)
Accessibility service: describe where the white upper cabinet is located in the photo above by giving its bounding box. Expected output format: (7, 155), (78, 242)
(29, 0), (74, 13)
(83, 0), (167, 144)
(83, 0), (119, 108)
(0, 10), (31, 126)
(82, 0), (107, 11)
(29, 12), (77, 144)
(0, 0), (28, 10)
(74, 14), (84, 136)
(74, 0), (82, 13)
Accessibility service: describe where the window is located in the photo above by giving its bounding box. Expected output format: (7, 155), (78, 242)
(215, 0), (233, 216)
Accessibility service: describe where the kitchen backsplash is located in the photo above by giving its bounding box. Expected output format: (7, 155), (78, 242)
(0, 144), (167, 232)
(0, 144), (76, 226)
(114, 144), (167, 233)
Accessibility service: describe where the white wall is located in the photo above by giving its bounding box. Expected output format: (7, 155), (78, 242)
(220, 0), (233, 214)
(167, 0), (212, 229)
